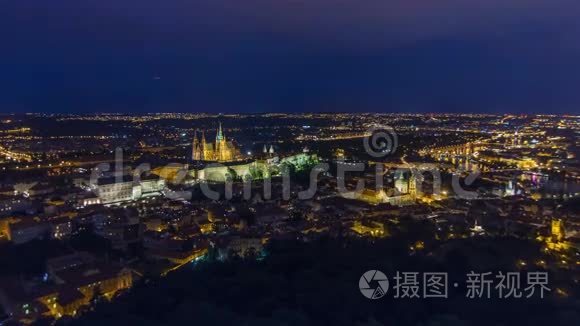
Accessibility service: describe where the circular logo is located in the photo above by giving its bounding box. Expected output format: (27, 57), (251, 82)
(363, 126), (398, 158)
(359, 270), (389, 299)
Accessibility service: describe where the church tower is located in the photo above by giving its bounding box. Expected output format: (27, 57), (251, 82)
(215, 122), (232, 161)
(202, 131), (211, 160)
(408, 173), (417, 198)
(216, 122), (224, 142)
(551, 219), (565, 242)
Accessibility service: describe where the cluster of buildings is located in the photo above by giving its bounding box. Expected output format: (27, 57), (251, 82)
(0, 114), (578, 323)
(0, 252), (133, 322)
(87, 174), (166, 205)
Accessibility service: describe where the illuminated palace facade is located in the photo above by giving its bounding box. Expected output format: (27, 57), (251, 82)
(192, 123), (241, 162)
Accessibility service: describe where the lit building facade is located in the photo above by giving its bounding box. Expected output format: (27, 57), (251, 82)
(351, 220), (387, 238)
(93, 175), (165, 204)
(192, 123), (241, 162)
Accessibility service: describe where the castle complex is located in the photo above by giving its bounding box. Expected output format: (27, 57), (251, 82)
(192, 122), (241, 162)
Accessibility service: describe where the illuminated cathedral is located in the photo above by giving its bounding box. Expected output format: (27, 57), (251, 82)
(192, 122), (241, 162)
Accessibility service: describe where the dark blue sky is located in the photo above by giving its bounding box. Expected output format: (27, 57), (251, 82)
(1, 0), (579, 114)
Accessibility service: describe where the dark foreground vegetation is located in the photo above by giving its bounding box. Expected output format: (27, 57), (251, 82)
(56, 234), (579, 326)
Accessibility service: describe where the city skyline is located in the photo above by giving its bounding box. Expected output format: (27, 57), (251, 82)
(0, 2), (579, 324)
(0, 113), (578, 324)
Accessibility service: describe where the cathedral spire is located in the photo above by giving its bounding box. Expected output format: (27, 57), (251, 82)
(217, 122), (224, 142)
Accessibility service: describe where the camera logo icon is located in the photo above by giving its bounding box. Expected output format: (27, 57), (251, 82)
(359, 270), (389, 299)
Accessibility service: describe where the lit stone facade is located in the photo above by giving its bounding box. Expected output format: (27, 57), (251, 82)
(192, 122), (241, 162)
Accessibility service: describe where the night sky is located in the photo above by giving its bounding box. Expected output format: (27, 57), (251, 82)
(2, 0), (579, 114)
